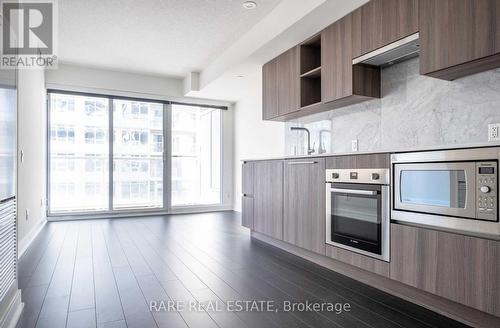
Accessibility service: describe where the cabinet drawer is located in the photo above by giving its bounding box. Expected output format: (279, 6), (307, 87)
(325, 244), (390, 277)
(242, 196), (253, 229)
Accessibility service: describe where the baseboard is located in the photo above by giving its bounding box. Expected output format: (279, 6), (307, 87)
(169, 206), (233, 214)
(18, 218), (46, 259)
(0, 288), (24, 328)
(47, 207), (233, 221)
(251, 231), (500, 328)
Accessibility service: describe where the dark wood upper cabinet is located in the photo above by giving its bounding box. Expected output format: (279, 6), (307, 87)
(262, 58), (278, 120)
(351, 0), (419, 59)
(263, 0), (500, 119)
(276, 47), (300, 116)
(322, 16), (353, 102)
(391, 223), (500, 317)
(262, 47), (300, 120)
(283, 158), (326, 255)
(322, 14), (381, 105)
(253, 160), (283, 240)
(419, 0), (500, 80)
(299, 35), (322, 109)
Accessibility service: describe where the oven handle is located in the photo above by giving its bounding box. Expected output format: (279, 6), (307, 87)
(330, 188), (378, 196)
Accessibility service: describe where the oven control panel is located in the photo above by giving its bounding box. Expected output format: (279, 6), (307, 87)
(325, 168), (389, 185)
(476, 161), (498, 221)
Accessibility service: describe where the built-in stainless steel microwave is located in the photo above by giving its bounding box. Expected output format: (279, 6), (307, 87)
(391, 147), (500, 239)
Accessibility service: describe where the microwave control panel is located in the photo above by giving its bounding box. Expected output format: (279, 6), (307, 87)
(476, 161), (498, 221)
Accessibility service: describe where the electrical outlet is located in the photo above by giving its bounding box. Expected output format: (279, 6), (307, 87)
(489, 124), (500, 141)
(25, 208), (29, 221)
(351, 139), (359, 152)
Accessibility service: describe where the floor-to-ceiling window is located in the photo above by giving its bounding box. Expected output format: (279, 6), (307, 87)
(49, 93), (110, 213)
(171, 104), (221, 206)
(48, 91), (222, 215)
(112, 99), (164, 209)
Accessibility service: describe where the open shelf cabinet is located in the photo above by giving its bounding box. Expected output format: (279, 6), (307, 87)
(300, 34), (322, 108)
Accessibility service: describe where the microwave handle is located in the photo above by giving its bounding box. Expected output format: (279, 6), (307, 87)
(330, 188), (377, 196)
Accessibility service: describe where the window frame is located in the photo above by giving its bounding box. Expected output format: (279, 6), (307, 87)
(46, 89), (226, 218)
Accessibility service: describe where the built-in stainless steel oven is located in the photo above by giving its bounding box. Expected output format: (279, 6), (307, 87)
(326, 169), (390, 262)
(392, 147), (500, 239)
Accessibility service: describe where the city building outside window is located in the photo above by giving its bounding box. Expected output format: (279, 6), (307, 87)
(48, 92), (223, 215)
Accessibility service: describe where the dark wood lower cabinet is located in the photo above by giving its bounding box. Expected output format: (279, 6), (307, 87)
(390, 223), (500, 317)
(244, 156), (500, 322)
(241, 161), (254, 229)
(253, 161), (283, 240)
(241, 196), (254, 229)
(283, 158), (326, 255)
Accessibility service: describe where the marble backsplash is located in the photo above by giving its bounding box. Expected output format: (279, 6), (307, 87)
(285, 57), (500, 156)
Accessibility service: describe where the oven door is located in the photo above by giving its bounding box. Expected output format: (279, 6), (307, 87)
(394, 162), (476, 218)
(326, 183), (390, 261)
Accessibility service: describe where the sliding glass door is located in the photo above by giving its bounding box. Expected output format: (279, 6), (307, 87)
(112, 99), (164, 210)
(48, 91), (222, 216)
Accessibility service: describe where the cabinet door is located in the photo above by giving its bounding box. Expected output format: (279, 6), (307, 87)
(241, 162), (254, 229)
(262, 58), (278, 120)
(276, 47), (300, 116)
(390, 224), (500, 317)
(419, 0), (500, 76)
(352, 0), (419, 58)
(262, 58), (279, 120)
(322, 15), (353, 103)
(242, 162), (254, 196)
(242, 196), (254, 229)
(283, 159), (326, 254)
(253, 161), (283, 240)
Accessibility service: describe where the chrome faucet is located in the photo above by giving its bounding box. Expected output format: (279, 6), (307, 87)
(290, 127), (314, 155)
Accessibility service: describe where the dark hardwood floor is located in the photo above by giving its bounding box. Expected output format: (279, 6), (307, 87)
(16, 212), (468, 328)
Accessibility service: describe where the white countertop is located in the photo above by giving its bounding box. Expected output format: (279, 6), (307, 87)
(241, 141), (500, 162)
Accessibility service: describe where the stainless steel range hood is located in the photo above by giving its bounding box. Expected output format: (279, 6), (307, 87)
(352, 33), (419, 67)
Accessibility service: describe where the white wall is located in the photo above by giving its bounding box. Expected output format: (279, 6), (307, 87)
(232, 69), (285, 212)
(46, 64), (233, 108)
(17, 68), (47, 253)
(46, 64), (184, 99)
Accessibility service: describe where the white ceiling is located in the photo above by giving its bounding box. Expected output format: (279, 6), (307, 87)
(188, 0), (368, 102)
(58, 0), (282, 77)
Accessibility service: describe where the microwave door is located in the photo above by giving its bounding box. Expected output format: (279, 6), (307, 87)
(394, 162), (476, 218)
